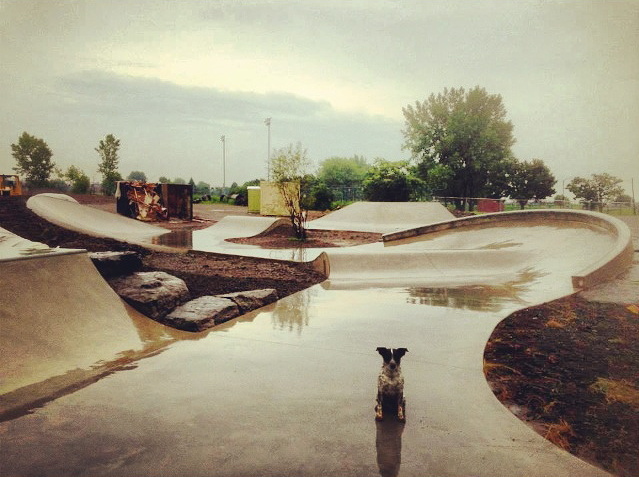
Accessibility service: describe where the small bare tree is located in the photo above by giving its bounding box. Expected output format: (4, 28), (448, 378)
(270, 142), (310, 240)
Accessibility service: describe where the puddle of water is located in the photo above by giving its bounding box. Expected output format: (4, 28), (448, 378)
(150, 228), (326, 263)
(152, 230), (192, 249)
(402, 267), (547, 312)
(405, 285), (526, 312)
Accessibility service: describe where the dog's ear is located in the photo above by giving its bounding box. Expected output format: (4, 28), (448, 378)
(376, 347), (392, 362)
(393, 348), (408, 363)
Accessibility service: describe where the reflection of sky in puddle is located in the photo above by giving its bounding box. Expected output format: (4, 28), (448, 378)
(270, 287), (316, 334)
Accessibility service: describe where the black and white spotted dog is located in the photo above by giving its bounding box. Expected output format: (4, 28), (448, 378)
(375, 347), (408, 422)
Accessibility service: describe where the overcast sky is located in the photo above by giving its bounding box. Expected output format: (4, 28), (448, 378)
(1, 0), (638, 195)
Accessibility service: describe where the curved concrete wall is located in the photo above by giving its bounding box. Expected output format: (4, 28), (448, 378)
(383, 209), (634, 290)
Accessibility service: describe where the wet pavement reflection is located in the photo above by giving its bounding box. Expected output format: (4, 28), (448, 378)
(376, 419), (405, 477)
(404, 267), (545, 312)
(0, 282), (612, 476)
(152, 229), (193, 249)
(1, 211), (626, 476)
(406, 285), (526, 312)
(270, 287), (316, 334)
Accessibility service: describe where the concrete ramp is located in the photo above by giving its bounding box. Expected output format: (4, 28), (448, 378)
(27, 193), (169, 246)
(307, 201), (454, 233)
(0, 228), (188, 416)
(191, 215), (288, 247)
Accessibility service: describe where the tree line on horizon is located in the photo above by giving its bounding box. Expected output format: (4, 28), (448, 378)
(8, 86), (631, 209)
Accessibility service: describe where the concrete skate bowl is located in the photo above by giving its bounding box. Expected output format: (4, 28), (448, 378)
(1, 200), (633, 476)
(182, 215), (289, 249)
(382, 209), (634, 289)
(322, 209), (633, 303)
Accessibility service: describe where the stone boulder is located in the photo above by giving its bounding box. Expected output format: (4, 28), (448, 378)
(220, 288), (278, 313)
(163, 296), (240, 331)
(89, 251), (142, 277)
(162, 289), (279, 332)
(109, 271), (190, 320)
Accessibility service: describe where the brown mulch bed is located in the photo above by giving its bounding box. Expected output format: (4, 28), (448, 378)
(484, 296), (639, 477)
(227, 223), (381, 248)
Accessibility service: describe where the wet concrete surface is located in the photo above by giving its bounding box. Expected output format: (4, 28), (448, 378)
(3, 200), (631, 476)
(0, 285), (609, 476)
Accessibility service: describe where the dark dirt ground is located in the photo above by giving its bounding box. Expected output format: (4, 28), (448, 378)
(484, 296), (639, 477)
(1, 193), (638, 476)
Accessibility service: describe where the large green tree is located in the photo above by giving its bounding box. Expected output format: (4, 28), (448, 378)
(567, 173), (624, 211)
(402, 86), (515, 208)
(11, 132), (56, 187)
(96, 134), (122, 195)
(508, 158), (556, 209)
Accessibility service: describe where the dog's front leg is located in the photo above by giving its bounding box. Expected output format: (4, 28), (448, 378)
(375, 392), (384, 421)
(397, 394), (406, 422)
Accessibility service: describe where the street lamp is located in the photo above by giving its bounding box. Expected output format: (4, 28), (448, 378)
(220, 135), (226, 191)
(264, 117), (271, 180)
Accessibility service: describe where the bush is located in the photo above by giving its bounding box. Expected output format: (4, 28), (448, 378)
(362, 160), (422, 201)
(305, 182), (334, 211)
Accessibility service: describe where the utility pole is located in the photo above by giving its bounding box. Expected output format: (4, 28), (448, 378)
(264, 117), (271, 180)
(220, 135), (226, 191)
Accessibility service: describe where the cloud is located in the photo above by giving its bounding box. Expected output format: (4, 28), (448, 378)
(1, 0), (637, 190)
(1, 70), (404, 184)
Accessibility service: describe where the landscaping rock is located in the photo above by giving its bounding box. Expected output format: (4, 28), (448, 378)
(164, 296), (240, 331)
(89, 251), (142, 277)
(109, 271), (190, 320)
(219, 288), (279, 313)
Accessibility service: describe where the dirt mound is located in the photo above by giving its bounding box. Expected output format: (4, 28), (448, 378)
(485, 296), (639, 477)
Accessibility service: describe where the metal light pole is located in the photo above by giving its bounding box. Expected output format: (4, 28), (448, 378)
(220, 135), (226, 191)
(264, 117), (271, 180)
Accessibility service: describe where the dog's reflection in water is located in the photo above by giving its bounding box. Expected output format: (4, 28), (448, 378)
(375, 418), (405, 477)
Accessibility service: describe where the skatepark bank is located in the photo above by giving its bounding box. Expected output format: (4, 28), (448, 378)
(1, 195), (637, 476)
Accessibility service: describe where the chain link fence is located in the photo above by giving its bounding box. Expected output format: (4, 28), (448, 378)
(433, 196), (637, 215)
